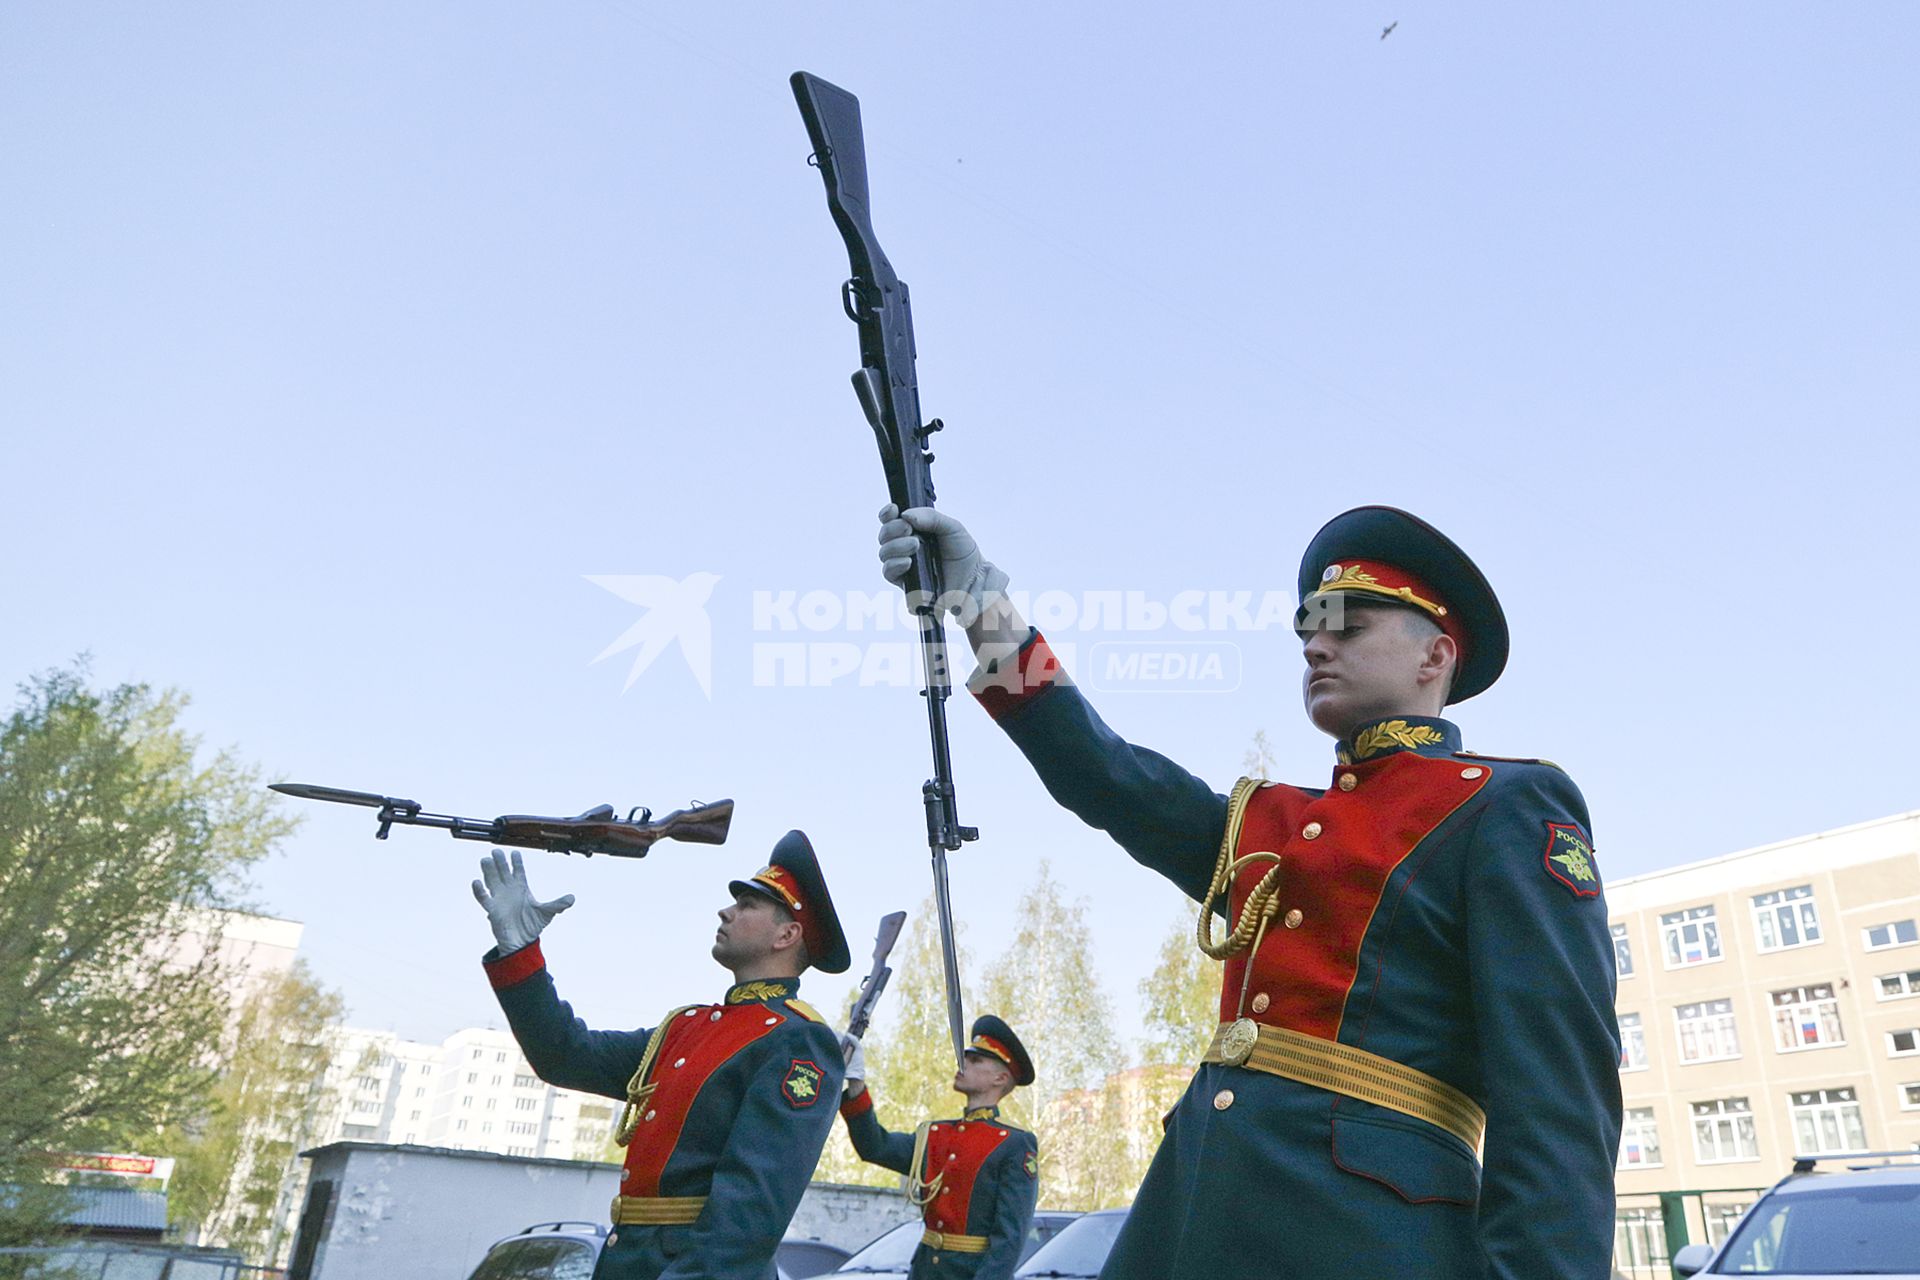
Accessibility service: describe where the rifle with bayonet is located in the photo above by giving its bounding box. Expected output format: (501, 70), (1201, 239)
(845, 911), (909, 1042)
(270, 782), (732, 858)
(791, 70), (974, 1067)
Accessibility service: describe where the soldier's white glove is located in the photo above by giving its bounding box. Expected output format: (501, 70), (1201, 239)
(472, 849), (575, 954)
(839, 1034), (867, 1086)
(876, 504), (1009, 624)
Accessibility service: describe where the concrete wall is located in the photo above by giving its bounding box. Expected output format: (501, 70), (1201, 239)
(295, 1143), (620, 1280)
(293, 1143), (913, 1280)
(791, 1180), (919, 1253)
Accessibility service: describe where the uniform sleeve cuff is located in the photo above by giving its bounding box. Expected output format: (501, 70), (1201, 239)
(969, 630), (1067, 722)
(484, 939), (546, 990)
(840, 1088), (875, 1119)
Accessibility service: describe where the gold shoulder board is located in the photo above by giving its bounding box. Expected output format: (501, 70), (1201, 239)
(784, 998), (826, 1023)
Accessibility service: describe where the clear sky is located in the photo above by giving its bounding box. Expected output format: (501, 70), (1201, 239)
(4, 3), (1915, 1051)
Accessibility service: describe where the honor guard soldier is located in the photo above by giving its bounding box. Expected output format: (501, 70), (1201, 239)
(839, 1016), (1039, 1280)
(472, 831), (851, 1280)
(874, 504), (1622, 1280)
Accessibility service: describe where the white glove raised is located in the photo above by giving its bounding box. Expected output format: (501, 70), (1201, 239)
(839, 1033), (867, 1086)
(471, 849), (575, 954)
(875, 504), (1009, 623)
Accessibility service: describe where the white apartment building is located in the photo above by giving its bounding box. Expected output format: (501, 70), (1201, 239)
(319, 1025), (618, 1163)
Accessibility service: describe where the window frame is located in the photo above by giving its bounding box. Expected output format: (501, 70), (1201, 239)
(1769, 983), (1846, 1053)
(1611, 922), (1634, 978)
(1888, 1028), (1920, 1058)
(1618, 1011), (1648, 1072)
(1864, 919), (1919, 952)
(1690, 1097), (1760, 1165)
(1675, 997), (1743, 1064)
(1661, 905), (1724, 969)
(1750, 885), (1821, 954)
(1787, 1087), (1867, 1156)
(1618, 1106), (1663, 1170)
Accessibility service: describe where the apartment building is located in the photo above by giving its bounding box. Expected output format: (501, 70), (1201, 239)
(1607, 808), (1920, 1228)
(320, 1025), (617, 1162)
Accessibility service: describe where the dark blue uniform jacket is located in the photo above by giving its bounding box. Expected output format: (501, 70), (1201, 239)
(973, 635), (1621, 1280)
(485, 942), (842, 1280)
(841, 1091), (1039, 1280)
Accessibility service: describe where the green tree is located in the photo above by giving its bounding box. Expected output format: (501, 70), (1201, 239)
(159, 962), (345, 1262)
(1242, 729), (1276, 782)
(1139, 908), (1221, 1067)
(978, 863), (1125, 1210)
(0, 666), (289, 1241)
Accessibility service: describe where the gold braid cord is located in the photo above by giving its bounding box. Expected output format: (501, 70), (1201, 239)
(1197, 777), (1284, 961)
(615, 1005), (696, 1146)
(905, 1121), (944, 1207)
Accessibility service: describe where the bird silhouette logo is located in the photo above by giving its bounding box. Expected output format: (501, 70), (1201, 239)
(586, 573), (721, 697)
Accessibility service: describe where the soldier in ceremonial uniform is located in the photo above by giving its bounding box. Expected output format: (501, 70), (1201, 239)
(471, 831), (850, 1280)
(873, 504), (1622, 1280)
(837, 1016), (1039, 1280)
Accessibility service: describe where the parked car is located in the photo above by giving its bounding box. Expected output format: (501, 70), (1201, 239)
(835, 1211), (1078, 1276)
(1672, 1149), (1920, 1278)
(1013, 1208), (1128, 1279)
(465, 1220), (848, 1280)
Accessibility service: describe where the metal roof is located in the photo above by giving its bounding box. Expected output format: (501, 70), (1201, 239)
(64, 1186), (169, 1231)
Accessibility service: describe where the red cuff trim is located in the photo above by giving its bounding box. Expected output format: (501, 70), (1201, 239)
(973, 632), (1065, 723)
(485, 939), (547, 990)
(840, 1088), (875, 1119)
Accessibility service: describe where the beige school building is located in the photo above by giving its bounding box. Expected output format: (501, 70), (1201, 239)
(1605, 808), (1920, 1252)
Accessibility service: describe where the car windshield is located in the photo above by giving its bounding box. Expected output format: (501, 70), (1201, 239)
(837, 1221), (922, 1272)
(467, 1237), (598, 1280)
(1014, 1212), (1127, 1279)
(1712, 1179), (1920, 1274)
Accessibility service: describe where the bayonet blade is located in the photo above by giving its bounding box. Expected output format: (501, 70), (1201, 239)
(872, 910), (907, 964)
(270, 782), (416, 810)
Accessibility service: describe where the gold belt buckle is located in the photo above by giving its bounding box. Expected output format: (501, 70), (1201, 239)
(1219, 1017), (1259, 1067)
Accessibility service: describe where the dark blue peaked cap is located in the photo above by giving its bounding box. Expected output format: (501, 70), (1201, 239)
(728, 830), (851, 974)
(968, 1014), (1034, 1087)
(1295, 506), (1509, 704)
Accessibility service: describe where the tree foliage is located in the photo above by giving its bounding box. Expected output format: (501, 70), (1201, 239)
(978, 862), (1124, 1210)
(1138, 908), (1221, 1068)
(159, 961), (344, 1261)
(0, 666), (290, 1239)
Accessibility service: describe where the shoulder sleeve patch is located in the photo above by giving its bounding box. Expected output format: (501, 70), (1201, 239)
(1023, 1150), (1038, 1179)
(1543, 822), (1600, 897)
(783, 998), (826, 1023)
(781, 1059), (825, 1108)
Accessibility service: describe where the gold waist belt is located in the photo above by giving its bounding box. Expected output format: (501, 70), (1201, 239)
(1201, 1019), (1486, 1153)
(609, 1194), (707, 1226)
(921, 1229), (990, 1254)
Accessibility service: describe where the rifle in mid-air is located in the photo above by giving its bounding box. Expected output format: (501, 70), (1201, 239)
(791, 70), (974, 1066)
(844, 911), (909, 1043)
(269, 782), (733, 859)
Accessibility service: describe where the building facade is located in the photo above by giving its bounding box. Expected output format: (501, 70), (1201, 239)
(319, 1026), (618, 1163)
(1607, 809), (1920, 1256)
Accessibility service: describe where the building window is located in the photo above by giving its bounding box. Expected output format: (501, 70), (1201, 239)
(1771, 984), (1845, 1052)
(461, 1095), (473, 1107)
(1619, 1012), (1648, 1071)
(1619, 1108), (1662, 1169)
(1889, 1029), (1920, 1057)
(456, 1119), (469, 1132)
(515, 1074), (538, 1089)
(1902, 1083), (1920, 1111)
(414, 1087), (426, 1098)
(466, 1072), (478, 1084)
(1865, 919), (1919, 951)
(1692, 1098), (1759, 1163)
(1877, 969), (1920, 1000)
(1752, 885), (1820, 952)
(496, 1051), (508, 1063)
(481, 1122), (493, 1134)
(1611, 923), (1633, 977)
(1662, 906), (1722, 968)
(1789, 1088), (1866, 1155)
(508, 1121), (536, 1135)
(410, 1110), (422, 1121)
(486, 1098), (498, 1111)
(1676, 999), (1742, 1063)
(471, 1049), (483, 1060)
(515, 1097), (538, 1112)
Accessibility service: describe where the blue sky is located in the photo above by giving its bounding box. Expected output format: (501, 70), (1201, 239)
(4, 3), (1915, 1049)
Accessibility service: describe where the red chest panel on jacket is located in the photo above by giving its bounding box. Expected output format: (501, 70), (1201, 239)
(920, 1119), (1011, 1233)
(1221, 754), (1486, 1039)
(621, 1005), (784, 1194)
